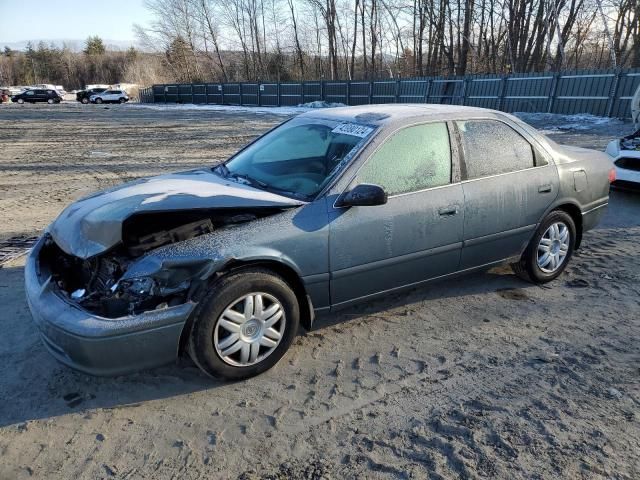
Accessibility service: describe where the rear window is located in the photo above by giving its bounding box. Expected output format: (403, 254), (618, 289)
(457, 120), (535, 180)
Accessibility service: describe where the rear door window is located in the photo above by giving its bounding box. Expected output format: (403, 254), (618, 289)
(457, 120), (535, 180)
(356, 122), (452, 195)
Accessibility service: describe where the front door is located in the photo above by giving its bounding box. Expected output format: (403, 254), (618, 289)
(328, 122), (465, 307)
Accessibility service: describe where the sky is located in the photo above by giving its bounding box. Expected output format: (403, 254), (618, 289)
(0, 0), (152, 48)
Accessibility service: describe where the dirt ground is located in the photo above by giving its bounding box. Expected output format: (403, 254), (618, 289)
(0, 103), (639, 480)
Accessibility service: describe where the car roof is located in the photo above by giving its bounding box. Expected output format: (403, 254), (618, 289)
(300, 104), (504, 126)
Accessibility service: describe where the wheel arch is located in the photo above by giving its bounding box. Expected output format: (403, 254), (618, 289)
(177, 258), (314, 356)
(552, 202), (583, 249)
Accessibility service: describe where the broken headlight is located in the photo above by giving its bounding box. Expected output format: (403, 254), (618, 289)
(117, 277), (157, 297)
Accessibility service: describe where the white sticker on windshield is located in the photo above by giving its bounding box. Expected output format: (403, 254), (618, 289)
(331, 123), (374, 138)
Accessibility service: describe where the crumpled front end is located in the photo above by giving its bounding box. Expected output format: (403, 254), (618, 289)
(42, 207), (285, 319)
(25, 166), (308, 374)
(26, 199), (295, 375)
(25, 236), (196, 376)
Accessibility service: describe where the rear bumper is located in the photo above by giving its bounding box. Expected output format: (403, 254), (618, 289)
(25, 237), (195, 376)
(612, 179), (640, 191)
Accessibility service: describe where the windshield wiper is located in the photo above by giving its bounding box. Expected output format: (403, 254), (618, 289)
(227, 172), (266, 188)
(213, 163), (230, 177)
(230, 172), (309, 201)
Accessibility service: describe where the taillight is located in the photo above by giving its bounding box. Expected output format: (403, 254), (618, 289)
(608, 167), (616, 183)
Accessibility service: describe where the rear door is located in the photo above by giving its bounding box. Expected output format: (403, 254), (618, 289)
(328, 121), (465, 306)
(456, 118), (559, 269)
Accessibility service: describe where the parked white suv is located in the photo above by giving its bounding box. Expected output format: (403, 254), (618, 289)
(90, 89), (129, 104)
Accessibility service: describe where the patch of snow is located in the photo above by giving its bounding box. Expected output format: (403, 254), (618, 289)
(298, 100), (346, 109)
(514, 112), (625, 133)
(127, 101), (343, 116)
(88, 151), (113, 158)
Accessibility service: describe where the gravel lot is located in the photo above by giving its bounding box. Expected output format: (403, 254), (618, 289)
(0, 103), (639, 479)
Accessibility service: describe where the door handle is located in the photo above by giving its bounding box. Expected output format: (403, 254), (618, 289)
(538, 184), (552, 193)
(438, 205), (459, 216)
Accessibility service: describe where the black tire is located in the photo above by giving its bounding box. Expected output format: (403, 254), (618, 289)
(511, 210), (576, 283)
(47, 98), (54, 104)
(119, 97), (126, 103)
(188, 268), (300, 380)
(17, 98), (24, 104)
(81, 97), (89, 104)
(95, 98), (103, 104)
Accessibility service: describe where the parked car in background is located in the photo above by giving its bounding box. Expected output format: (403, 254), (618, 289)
(604, 83), (640, 190)
(26, 105), (614, 380)
(606, 129), (640, 190)
(90, 89), (129, 104)
(11, 89), (62, 104)
(76, 87), (108, 104)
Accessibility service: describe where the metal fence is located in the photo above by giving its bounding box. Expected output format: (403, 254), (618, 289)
(139, 68), (640, 118)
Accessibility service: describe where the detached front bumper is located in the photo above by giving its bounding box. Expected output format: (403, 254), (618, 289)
(24, 237), (196, 376)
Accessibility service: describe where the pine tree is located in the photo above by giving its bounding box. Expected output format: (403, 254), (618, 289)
(84, 36), (106, 56)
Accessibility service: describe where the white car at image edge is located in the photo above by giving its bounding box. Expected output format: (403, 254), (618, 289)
(90, 89), (129, 104)
(605, 84), (640, 189)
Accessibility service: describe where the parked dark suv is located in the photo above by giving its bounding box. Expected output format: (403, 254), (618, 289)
(76, 87), (108, 104)
(12, 89), (62, 104)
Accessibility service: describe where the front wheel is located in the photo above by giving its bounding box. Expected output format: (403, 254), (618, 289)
(95, 98), (103, 104)
(188, 268), (300, 380)
(512, 210), (576, 283)
(47, 98), (54, 104)
(17, 98), (24, 104)
(119, 97), (126, 103)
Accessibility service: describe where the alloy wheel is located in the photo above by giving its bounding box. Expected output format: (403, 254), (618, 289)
(537, 221), (570, 273)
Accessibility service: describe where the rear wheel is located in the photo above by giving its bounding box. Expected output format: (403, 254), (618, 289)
(47, 98), (54, 104)
(81, 97), (89, 104)
(188, 268), (299, 380)
(512, 210), (576, 283)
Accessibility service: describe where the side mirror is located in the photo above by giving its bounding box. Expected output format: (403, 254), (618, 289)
(338, 184), (388, 207)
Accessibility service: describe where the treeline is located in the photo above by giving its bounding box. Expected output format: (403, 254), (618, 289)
(1, 0), (638, 88)
(137, 0), (639, 82)
(0, 38), (169, 89)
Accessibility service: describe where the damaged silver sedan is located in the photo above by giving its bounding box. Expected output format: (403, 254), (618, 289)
(25, 105), (613, 379)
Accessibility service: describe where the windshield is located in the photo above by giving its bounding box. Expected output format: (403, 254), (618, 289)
(219, 117), (376, 200)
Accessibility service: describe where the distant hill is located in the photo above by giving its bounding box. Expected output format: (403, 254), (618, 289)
(1, 39), (138, 52)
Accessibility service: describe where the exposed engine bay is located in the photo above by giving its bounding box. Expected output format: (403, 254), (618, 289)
(40, 208), (284, 318)
(620, 128), (640, 152)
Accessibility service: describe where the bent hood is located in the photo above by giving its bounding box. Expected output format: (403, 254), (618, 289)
(50, 169), (304, 259)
